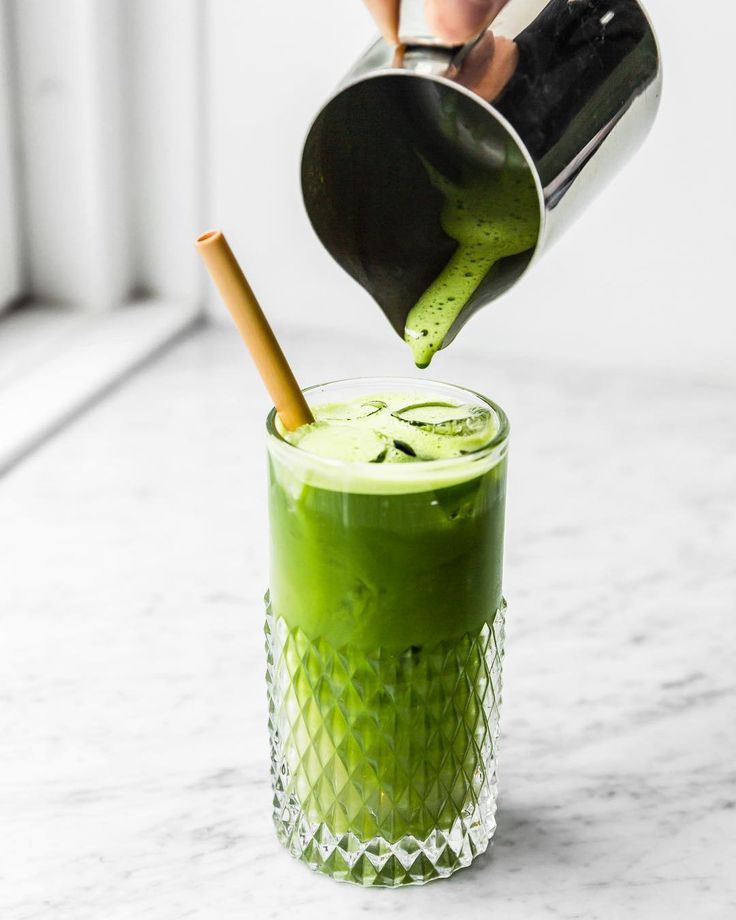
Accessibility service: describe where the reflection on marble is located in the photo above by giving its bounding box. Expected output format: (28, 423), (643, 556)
(1, 325), (734, 919)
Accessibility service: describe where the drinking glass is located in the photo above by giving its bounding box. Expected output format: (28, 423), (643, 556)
(265, 378), (509, 886)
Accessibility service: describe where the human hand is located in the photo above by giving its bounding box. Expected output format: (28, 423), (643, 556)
(364, 0), (509, 46)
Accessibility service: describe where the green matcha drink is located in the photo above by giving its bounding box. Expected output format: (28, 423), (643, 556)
(266, 378), (509, 886)
(404, 144), (540, 368)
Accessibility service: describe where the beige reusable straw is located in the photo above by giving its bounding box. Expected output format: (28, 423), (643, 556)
(195, 230), (314, 431)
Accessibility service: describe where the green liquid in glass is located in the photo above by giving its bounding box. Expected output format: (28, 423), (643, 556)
(267, 392), (507, 854)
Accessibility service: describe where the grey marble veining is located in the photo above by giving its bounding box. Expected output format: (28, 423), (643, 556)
(1, 325), (735, 919)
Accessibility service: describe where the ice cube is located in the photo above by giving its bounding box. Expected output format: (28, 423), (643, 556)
(290, 423), (389, 463)
(392, 402), (492, 438)
(315, 400), (386, 421)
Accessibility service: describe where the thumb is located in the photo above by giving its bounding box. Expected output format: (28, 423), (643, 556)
(425, 0), (509, 45)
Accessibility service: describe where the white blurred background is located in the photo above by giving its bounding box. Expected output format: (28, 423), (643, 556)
(0, 0), (734, 470)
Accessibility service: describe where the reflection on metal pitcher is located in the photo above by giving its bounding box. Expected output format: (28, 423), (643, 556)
(302, 0), (662, 365)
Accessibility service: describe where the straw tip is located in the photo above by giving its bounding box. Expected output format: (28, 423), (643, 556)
(195, 229), (222, 247)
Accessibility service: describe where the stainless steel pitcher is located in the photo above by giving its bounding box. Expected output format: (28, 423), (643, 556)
(301, 0), (662, 355)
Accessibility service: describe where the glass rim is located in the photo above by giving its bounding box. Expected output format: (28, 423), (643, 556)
(265, 376), (510, 475)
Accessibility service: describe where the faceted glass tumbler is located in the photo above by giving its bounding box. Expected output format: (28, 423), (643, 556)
(264, 377), (510, 887)
(265, 598), (506, 886)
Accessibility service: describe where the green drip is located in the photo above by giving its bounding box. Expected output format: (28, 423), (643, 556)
(405, 148), (540, 368)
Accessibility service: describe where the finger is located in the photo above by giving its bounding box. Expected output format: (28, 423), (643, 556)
(364, 0), (400, 43)
(425, 0), (509, 45)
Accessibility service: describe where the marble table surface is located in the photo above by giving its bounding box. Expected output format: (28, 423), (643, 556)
(2, 325), (735, 919)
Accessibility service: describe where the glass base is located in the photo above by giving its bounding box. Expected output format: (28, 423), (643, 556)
(265, 598), (506, 887)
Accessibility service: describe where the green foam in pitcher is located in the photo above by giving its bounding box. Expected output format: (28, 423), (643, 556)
(404, 147), (540, 368)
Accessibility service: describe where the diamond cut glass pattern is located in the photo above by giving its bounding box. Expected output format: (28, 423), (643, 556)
(265, 598), (506, 886)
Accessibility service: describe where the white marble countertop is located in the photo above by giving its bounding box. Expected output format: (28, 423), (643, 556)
(2, 325), (735, 919)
